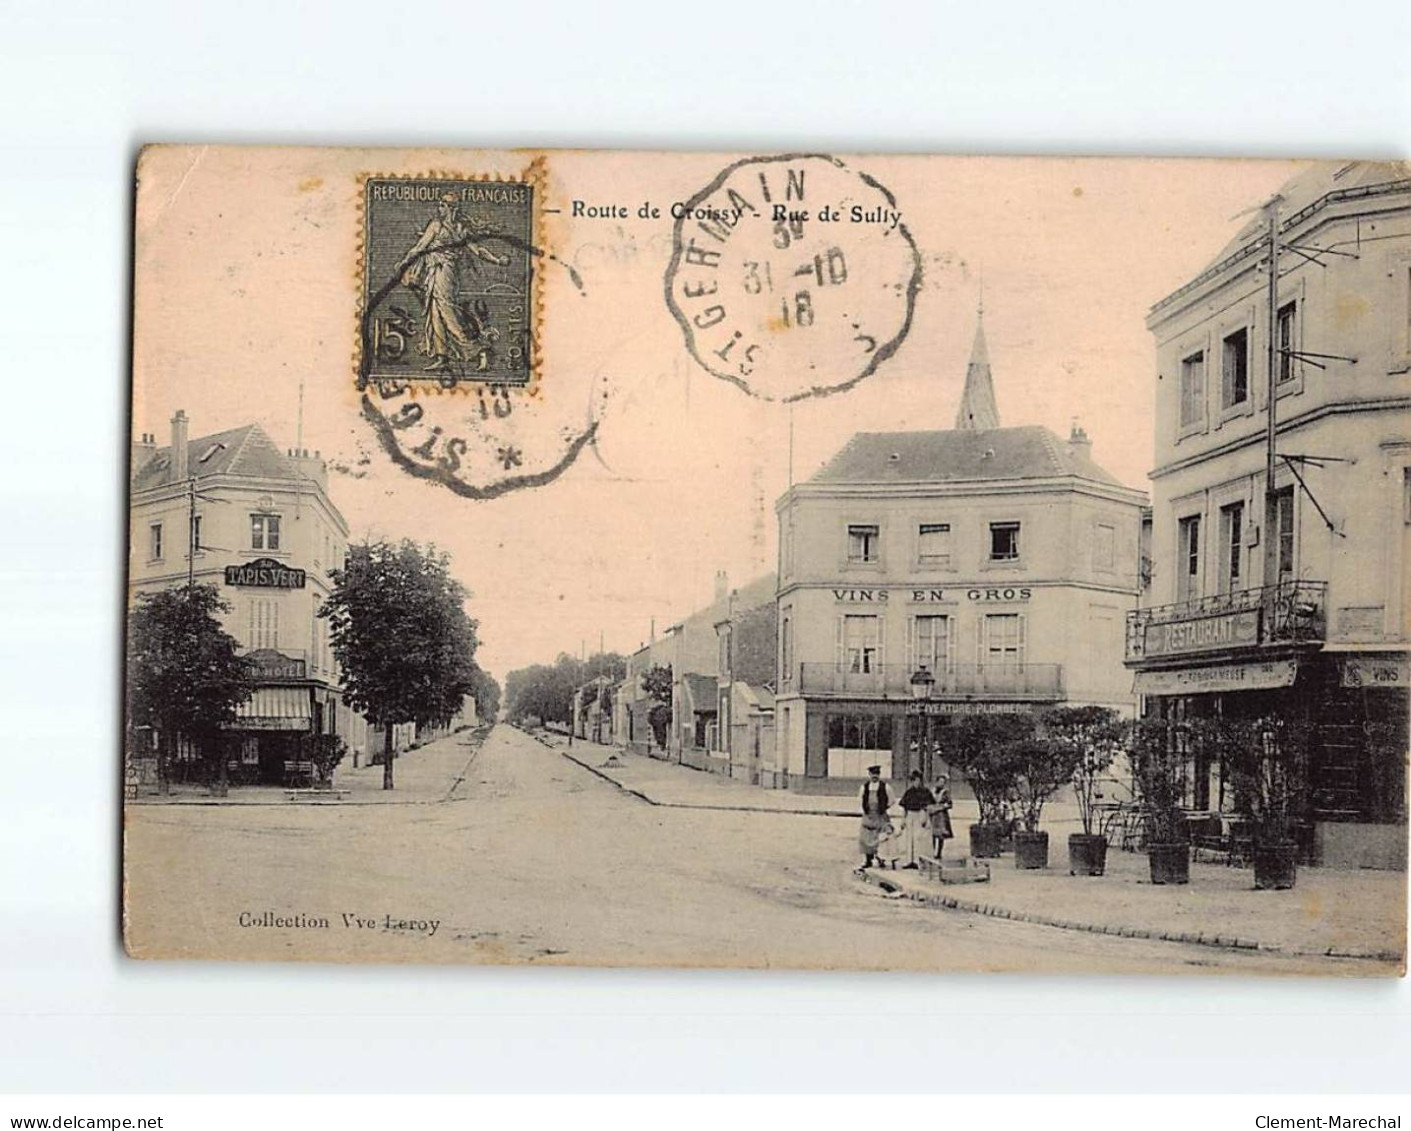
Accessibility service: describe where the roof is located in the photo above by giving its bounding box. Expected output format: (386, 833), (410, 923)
(807, 424), (1124, 488)
(1154, 160), (1411, 316)
(682, 673), (719, 713)
(131, 423), (298, 492)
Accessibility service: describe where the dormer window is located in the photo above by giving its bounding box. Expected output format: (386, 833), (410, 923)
(198, 442), (226, 463)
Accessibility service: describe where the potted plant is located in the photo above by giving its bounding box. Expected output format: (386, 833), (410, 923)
(947, 714), (1027, 858)
(1129, 717), (1191, 885)
(1009, 722), (1086, 870)
(1045, 705), (1125, 876)
(1223, 715), (1306, 890)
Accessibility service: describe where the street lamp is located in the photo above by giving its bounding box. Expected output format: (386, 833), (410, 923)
(909, 665), (936, 702)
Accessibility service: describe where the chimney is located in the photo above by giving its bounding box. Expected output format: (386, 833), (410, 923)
(1068, 420), (1093, 463)
(130, 431), (157, 477)
(714, 569), (729, 603)
(170, 411), (189, 482)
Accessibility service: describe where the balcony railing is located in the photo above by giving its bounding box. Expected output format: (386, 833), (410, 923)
(1125, 580), (1327, 662)
(796, 662), (1065, 699)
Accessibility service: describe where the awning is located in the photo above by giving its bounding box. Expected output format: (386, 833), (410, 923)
(1133, 659), (1298, 697)
(231, 687), (312, 731)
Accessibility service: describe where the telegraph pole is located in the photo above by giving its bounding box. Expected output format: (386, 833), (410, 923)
(1262, 199), (1282, 605)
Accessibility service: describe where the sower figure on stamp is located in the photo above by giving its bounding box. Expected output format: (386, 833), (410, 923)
(399, 193), (509, 373)
(858, 765), (892, 870)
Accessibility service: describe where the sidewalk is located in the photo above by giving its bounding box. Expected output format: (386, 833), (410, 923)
(535, 731), (858, 815)
(533, 730), (1405, 966)
(128, 730), (484, 806)
(860, 844), (1407, 965)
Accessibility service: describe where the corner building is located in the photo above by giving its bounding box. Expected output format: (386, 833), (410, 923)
(773, 317), (1147, 793)
(1129, 162), (1411, 869)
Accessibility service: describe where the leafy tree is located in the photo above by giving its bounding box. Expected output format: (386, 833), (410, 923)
(504, 651), (624, 727)
(642, 663), (673, 749)
(126, 585), (254, 794)
(1041, 705), (1127, 837)
(319, 539), (479, 790)
(943, 713), (1033, 829)
(469, 665), (501, 724)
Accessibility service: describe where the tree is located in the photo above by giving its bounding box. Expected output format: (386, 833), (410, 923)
(126, 585), (254, 794)
(469, 665), (501, 725)
(944, 713), (1032, 829)
(642, 663), (673, 749)
(319, 539), (479, 789)
(503, 651), (625, 727)
(1041, 705), (1127, 837)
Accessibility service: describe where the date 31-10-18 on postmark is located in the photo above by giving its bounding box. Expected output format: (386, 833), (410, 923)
(359, 176), (539, 391)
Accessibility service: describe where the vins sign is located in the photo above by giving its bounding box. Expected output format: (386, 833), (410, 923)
(225, 557), (307, 589)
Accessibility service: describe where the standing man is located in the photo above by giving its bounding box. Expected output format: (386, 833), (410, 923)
(858, 765), (892, 870)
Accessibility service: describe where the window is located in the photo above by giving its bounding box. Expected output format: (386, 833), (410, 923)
(251, 513), (281, 551)
(827, 713), (894, 751)
(917, 522), (952, 566)
(989, 521), (1020, 562)
(148, 522), (163, 560)
(841, 615), (881, 674)
(1274, 487), (1295, 581)
(1277, 302), (1297, 383)
(781, 513), (795, 575)
(780, 613), (793, 684)
(1222, 329), (1249, 408)
(1179, 350), (1206, 428)
(1177, 515), (1201, 603)
(1404, 467), (1411, 525)
(912, 615), (950, 673)
(1218, 502), (1244, 594)
(847, 524), (879, 564)
(719, 627), (731, 677)
(248, 598), (280, 650)
(983, 614), (1025, 668)
(1094, 523), (1115, 571)
(191, 515), (202, 553)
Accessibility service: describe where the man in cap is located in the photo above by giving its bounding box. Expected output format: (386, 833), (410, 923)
(858, 764), (892, 869)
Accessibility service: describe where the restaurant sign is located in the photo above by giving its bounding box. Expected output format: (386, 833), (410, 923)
(1133, 658), (1297, 696)
(1141, 609), (1259, 657)
(225, 557), (306, 589)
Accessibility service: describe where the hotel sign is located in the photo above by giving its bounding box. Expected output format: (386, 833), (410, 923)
(225, 557), (306, 589)
(242, 648), (307, 681)
(1141, 609), (1259, 657)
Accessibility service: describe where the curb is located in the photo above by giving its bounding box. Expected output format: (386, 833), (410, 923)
(855, 869), (1403, 964)
(535, 732), (855, 818)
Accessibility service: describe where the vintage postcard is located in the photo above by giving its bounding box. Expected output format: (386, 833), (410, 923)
(123, 146), (1409, 974)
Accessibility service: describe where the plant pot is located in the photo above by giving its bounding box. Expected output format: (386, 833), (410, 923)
(1013, 830), (1049, 869)
(1252, 841), (1298, 890)
(969, 823), (1005, 859)
(1068, 833), (1108, 876)
(1147, 843), (1190, 885)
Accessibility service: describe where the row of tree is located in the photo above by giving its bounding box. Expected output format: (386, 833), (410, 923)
(126, 538), (499, 792)
(503, 651), (627, 727)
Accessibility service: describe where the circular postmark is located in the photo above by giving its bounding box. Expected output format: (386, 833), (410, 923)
(664, 154), (922, 402)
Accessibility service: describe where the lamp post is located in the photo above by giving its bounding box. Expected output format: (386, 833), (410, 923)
(909, 666), (936, 778)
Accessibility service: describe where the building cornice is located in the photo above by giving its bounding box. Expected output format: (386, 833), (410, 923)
(1147, 178), (1411, 326)
(130, 472), (351, 537)
(777, 475), (1147, 511)
(1150, 396), (1411, 481)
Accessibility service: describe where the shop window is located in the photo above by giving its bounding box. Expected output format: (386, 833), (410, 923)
(251, 513), (281, 551)
(912, 615), (950, 673)
(1218, 502), (1244, 594)
(1277, 301), (1298, 384)
(847, 523), (879, 563)
(917, 522), (951, 566)
(1177, 514), (1201, 603)
(148, 522), (163, 561)
(989, 521), (1020, 563)
(1179, 350), (1206, 429)
(827, 713), (895, 751)
(1221, 328), (1249, 408)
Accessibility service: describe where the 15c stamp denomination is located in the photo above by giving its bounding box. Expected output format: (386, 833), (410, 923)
(360, 175), (539, 389)
(665, 154), (922, 402)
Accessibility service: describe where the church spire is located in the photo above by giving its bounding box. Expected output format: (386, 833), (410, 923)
(954, 302), (1000, 431)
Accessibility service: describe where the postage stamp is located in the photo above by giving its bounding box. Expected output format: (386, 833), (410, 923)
(359, 174), (540, 391)
(664, 153), (922, 402)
